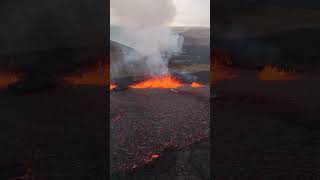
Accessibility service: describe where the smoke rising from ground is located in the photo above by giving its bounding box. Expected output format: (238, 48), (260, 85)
(110, 0), (184, 78)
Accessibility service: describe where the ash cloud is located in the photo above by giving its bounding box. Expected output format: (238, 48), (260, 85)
(110, 0), (184, 79)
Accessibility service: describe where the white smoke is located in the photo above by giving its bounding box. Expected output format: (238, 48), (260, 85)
(110, 0), (184, 78)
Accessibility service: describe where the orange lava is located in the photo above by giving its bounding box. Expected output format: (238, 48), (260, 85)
(64, 63), (108, 86)
(191, 82), (204, 88)
(110, 84), (117, 91)
(258, 65), (298, 80)
(0, 71), (20, 89)
(129, 75), (183, 89)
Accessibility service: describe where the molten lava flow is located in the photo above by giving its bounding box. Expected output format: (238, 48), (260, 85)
(191, 82), (204, 88)
(110, 84), (117, 91)
(0, 71), (20, 89)
(64, 63), (108, 86)
(258, 65), (298, 80)
(129, 75), (183, 89)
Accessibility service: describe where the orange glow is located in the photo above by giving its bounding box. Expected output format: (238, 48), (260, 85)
(145, 153), (160, 164)
(150, 154), (160, 159)
(0, 71), (20, 89)
(191, 82), (204, 88)
(64, 63), (108, 86)
(211, 48), (237, 82)
(212, 63), (238, 82)
(129, 75), (183, 89)
(258, 65), (298, 80)
(110, 84), (117, 91)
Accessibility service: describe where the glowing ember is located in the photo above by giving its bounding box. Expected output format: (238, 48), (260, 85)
(144, 153), (160, 164)
(64, 63), (108, 86)
(191, 82), (204, 88)
(110, 84), (117, 91)
(150, 154), (160, 159)
(258, 65), (298, 80)
(129, 75), (183, 89)
(0, 71), (20, 89)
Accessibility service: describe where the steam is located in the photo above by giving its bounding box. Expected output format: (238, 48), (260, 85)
(110, 0), (184, 78)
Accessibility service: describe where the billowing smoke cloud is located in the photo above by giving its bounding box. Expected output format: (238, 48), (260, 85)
(110, 0), (184, 78)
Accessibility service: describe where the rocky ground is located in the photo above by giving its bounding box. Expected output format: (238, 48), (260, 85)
(110, 86), (210, 177)
(0, 85), (107, 179)
(111, 138), (210, 180)
(213, 69), (320, 179)
(110, 60), (210, 179)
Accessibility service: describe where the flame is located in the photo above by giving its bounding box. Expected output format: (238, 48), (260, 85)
(64, 63), (108, 86)
(0, 71), (20, 89)
(258, 65), (298, 80)
(110, 84), (117, 91)
(129, 75), (183, 89)
(191, 82), (204, 88)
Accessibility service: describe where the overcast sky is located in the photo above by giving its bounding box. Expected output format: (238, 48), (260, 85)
(110, 0), (210, 27)
(172, 0), (210, 27)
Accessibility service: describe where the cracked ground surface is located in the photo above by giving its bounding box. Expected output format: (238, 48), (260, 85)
(110, 86), (210, 175)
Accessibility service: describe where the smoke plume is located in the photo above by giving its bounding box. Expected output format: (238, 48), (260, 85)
(110, 0), (184, 78)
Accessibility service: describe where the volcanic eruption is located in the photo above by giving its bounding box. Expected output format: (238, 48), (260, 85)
(110, 0), (183, 80)
(110, 0), (210, 176)
(129, 75), (183, 89)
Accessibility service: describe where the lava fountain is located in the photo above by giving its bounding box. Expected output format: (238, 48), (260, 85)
(129, 75), (183, 89)
(258, 65), (299, 80)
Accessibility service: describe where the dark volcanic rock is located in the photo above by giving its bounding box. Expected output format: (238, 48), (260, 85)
(0, 85), (107, 179)
(110, 87), (210, 173)
(8, 75), (58, 94)
(110, 138), (210, 180)
(213, 71), (320, 178)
